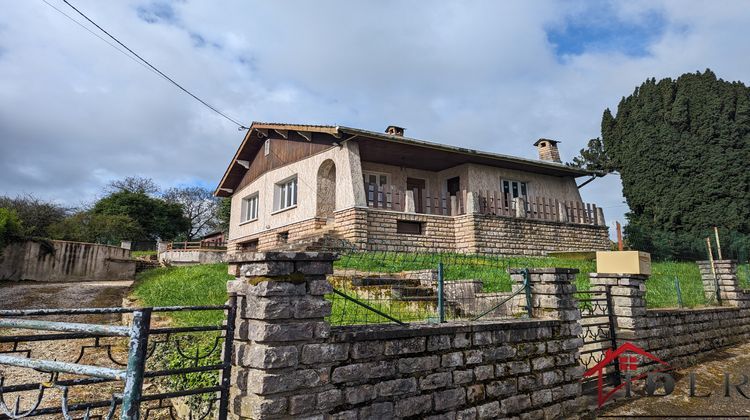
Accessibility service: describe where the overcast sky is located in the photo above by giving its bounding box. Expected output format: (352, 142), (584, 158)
(2, 1), (750, 234)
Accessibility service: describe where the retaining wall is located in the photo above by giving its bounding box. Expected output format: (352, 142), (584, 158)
(158, 250), (227, 266)
(226, 253), (587, 419)
(592, 260), (750, 370)
(0, 240), (135, 282)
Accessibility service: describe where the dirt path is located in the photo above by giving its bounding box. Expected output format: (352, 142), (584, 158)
(597, 341), (750, 419)
(0, 280), (133, 418)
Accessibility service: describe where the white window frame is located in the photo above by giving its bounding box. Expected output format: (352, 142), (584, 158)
(501, 179), (529, 199)
(264, 139), (270, 156)
(273, 175), (298, 213)
(240, 193), (259, 223)
(362, 171), (390, 187)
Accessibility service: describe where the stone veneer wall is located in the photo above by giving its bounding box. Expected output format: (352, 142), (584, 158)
(226, 253), (587, 419)
(228, 218), (323, 252)
(363, 209), (610, 255)
(591, 260), (750, 370)
(468, 215), (610, 256)
(228, 207), (610, 256)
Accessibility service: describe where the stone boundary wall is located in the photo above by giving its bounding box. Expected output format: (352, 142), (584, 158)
(0, 240), (135, 282)
(592, 260), (750, 371)
(158, 250), (227, 266)
(226, 253), (587, 419)
(642, 307), (750, 367)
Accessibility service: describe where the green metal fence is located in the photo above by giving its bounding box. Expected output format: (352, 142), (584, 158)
(325, 242), (533, 326)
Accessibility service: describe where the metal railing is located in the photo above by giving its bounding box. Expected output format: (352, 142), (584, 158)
(0, 299), (236, 419)
(326, 246), (533, 326)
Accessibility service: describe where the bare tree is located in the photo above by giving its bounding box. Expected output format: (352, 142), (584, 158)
(106, 176), (160, 195)
(162, 186), (220, 240)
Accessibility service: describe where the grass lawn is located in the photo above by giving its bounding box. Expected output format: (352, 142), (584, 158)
(130, 263), (233, 326)
(336, 252), (707, 309)
(131, 250), (158, 258)
(130, 254), (713, 327)
(739, 263), (750, 289)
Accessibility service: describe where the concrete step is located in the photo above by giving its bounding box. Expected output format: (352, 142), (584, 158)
(392, 286), (436, 299)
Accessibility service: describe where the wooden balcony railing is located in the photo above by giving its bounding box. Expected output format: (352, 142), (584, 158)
(476, 190), (603, 225)
(165, 240), (227, 251)
(365, 184), (465, 216)
(364, 184), (604, 226)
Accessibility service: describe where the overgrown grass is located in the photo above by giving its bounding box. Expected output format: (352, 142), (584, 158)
(131, 255), (714, 328)
(645, 261), (704, 308)
(131, 250), (157, 258)
(336, 252), (708, 309)
(131, 263), (233, 326)
(739, 263), (750, 289)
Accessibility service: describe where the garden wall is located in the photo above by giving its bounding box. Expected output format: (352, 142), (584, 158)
(0, 240), (135, 282)
(226, 253), (587, 419)
(158, 249), (227, 266)
(592, 260), (750, 370)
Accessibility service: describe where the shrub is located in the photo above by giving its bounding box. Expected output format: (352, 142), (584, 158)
(0, 208), (23, 254)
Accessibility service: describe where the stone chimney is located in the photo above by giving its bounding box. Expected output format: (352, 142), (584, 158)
(534, 138), (561, 163)
(385, 125), (405, 136)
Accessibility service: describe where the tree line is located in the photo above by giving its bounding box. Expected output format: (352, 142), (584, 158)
(573, 69), (750, 260)
(0, 176), (231, 248)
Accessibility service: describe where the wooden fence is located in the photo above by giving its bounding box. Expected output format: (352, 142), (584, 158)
(166, 240), (227, 251)
(365, 184), (465, 216)
(364, 185), (601, 225)
(476, 190), (601, 225)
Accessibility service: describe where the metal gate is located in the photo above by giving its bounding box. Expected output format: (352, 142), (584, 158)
(0, 296), (236, 419)
(575, 286), (621, 394)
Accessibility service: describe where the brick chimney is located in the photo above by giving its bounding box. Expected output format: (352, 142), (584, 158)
(533, 138), (561, 163)
(385, 125), (405, 136)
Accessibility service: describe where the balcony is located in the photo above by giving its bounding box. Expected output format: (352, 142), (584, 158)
(364, 183), (604, 226)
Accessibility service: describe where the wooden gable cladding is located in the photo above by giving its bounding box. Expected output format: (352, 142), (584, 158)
(235, 131), (335, 192)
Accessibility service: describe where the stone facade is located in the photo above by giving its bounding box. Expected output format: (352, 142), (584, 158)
(227, 253), (587, 419)
(229, 207), (610, 256)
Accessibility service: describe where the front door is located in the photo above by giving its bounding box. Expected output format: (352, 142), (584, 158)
(406, 177), (426, 213)
(447, 177), (460, 196)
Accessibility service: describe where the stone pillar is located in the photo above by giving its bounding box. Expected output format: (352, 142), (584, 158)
(596, 207), (606, 226)
(514, 197), (526, 218)
(588, 273), (648, 347)
(511, 268), (580, 321)
(557, 202), (569, 223)
(697, 260), (745, 306)
(465, 191), (478, 214)
(404, 190), (416, 213)
(227, 252), (337, 419)
(510, 268), (585, 414)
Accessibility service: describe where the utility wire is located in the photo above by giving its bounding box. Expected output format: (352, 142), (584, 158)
(50, 0), (249, 130)
(40, 0), (158, 76)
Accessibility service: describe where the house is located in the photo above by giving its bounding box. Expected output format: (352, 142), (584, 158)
(200, 230), (226, 247)
(215, 123), (610, 255)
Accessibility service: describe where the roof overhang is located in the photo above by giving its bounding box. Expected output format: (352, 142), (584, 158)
(214, 122), (596, 197)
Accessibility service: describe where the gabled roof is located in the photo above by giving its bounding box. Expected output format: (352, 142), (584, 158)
(214, 122), (596, 197)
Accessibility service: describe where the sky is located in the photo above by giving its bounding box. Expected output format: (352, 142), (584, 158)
(2, 0), (750, 236)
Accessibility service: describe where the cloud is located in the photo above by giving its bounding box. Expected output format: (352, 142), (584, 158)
(1, 0), (749, 235)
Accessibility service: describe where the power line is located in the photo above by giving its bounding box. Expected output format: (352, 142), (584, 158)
(40, 0), (157, 76)
(48, 0), (249, 130)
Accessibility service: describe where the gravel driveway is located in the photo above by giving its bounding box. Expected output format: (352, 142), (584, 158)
(0, 280), (133, 418)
